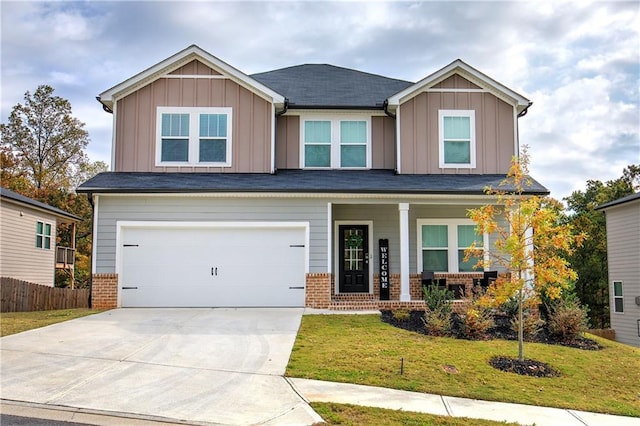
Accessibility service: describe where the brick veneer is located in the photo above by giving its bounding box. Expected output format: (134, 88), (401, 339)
(305, 273), (331, 309)
(91, 273), (118, 309)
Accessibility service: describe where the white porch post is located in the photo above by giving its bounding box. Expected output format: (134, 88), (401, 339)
(399, 203), (411, 301)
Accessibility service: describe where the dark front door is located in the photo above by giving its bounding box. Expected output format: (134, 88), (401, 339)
(339, 225), (369, 293)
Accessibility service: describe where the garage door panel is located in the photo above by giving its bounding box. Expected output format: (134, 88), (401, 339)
(120, 225), (306, 307)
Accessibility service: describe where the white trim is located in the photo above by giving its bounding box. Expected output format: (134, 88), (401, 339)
(327, 202), (333, 273)
(417, 218), (486, 273)
(612, 280), (624, 314)
(284, 109), (387, 117)
(398, 203), (410, 301)
(438, 109), (476, 169)
(35, 220), (53, 250)
(271, 104), (276, 173)
(395, 105), (402, 173)
(299, 113), (372, 169)
(334, 220), (374, 294)
(425, 88), (488, 93)
(115, 220), (310, 308)
(513, 105), (519, 157)
(162, 75), (228, 79)
(155, 106), (233, 167)
(91, 195), (99, 274)
(110, 102), (117, 171)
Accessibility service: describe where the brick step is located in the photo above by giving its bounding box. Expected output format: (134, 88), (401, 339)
(328, 301), (380, 311)
(332, 293), (377, 301)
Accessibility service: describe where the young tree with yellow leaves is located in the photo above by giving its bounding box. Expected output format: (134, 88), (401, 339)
(466, 148), (585, 361)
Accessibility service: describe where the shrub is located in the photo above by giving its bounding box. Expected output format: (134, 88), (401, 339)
(391, 308), (410, 322)
(459, 306), (495, 340)
(422, 283), (454, 313)
(510, 312), (544, 339)
(422, 306), (453, 337)
(547, 299), (589, 340)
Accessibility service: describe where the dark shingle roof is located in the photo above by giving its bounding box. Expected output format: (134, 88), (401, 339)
(251, 65), (413, 109)
(595, 192), (640, 210)
(0, 187), (81, 221)
(77, 170), (548, 195)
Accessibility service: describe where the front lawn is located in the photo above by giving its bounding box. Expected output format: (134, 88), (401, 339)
(0, 308), (100, 337)
(287, 314), (640, 417)
(312, 402), (518, 425)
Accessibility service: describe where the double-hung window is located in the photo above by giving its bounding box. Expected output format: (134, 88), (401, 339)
(36, 221), (51, 250)
(157, 107), (232, 166)
(302, 116), (370, 168)
(439, 110), (476, 169)
(613, 281), (624, 313)
(418, 219), (485, 273)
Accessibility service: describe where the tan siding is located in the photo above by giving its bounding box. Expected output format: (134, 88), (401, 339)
(371, 116), (395, 170)
(114, 76), (273, 173)
(433, 74), (482, 89)
(605, 201), (640, 347)
(275, 116), (300, 169)
(399, 89), (515, 174)
(0, 201), (56, 286)
(169, 60), (222, 75)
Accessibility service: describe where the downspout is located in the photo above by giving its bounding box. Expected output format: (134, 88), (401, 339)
(383, 100), (399, 174)
(86, 192), (94, 308)
(273, 98), (289, 174)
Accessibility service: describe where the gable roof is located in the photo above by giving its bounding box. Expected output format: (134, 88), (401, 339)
(251, 64), (413, 109)
(98, 45), (285, 110)
(77, 170), (548, 196)
(596, 192), (640, 211)
(386, 59), (532, 115)
(0, 188), (81, 221)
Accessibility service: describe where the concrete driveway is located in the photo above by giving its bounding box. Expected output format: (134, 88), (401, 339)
(0, 308), (322, 425)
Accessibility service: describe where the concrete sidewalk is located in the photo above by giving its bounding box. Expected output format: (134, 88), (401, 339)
(288, 378), (640, 426)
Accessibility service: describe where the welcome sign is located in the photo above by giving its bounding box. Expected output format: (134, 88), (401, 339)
(379, 239), (390, 300)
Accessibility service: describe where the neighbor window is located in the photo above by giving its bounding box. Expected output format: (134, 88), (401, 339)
(157, 107), (232, 166)
(36, 221), (51, 250)
(439, 110), (476, 168)
(613, 281), (624, 313)
(418, 219), (484, 273)
(301, 116), (370, 168)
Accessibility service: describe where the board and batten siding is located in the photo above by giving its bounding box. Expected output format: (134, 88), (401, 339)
(114, 61), (272, 173)
(94, 196), (330, 274)
(275, 115), (396, 170)
(0, 201), (56, 286)
(399, 79), (515, 175)
(605, 200), (640, 347)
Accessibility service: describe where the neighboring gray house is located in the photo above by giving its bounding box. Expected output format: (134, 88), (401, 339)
(597, 192), (640, 347)
(0, 188), (80, 287)
(78, 45), (547, 310)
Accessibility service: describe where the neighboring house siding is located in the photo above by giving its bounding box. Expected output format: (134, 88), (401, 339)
(95, 196), (330, 274)
(399, 91), (514, 174)
(114, 74), (272, 173)
(0, 201), (56, 286)
(605, 201), (640, 347)
(274, 114), (396, 170)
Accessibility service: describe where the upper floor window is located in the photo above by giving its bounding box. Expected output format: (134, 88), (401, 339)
(613, 281), (623, 313)
(301, 116), (370, 169)
(156, 107), (232, 166)
(417, 219), (485, 273)
(36, 221), (51, 250)
(439, 110), (476, 169)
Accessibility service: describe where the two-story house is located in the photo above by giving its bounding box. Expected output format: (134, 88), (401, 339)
(78, 45), (547, 309)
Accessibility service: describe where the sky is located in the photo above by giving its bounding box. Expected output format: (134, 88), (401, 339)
(1, 0), (639, 201)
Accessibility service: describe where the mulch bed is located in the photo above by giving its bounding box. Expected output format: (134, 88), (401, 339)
(380, 309), (603, 377)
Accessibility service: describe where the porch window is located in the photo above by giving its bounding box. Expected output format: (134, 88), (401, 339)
(156, 107), (232, 166)
(613, 281), (623, 313)
(36, 221), (51, 250)
(439, 110), (476, 169)
(418, 219), (484, 273)
(301, 115), (370, 168)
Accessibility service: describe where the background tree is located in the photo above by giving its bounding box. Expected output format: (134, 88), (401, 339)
(1, 85), (107, 288)
(563, 165), (640, 328)
(466, 149), (585, 361)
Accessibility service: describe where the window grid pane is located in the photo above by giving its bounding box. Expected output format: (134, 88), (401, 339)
(443, 116), (470, 139)
(44, 236), (51, 250)
(162, 114), (189, 137)
(161, 139), (189, 162)
(340, 145), (366, 167)
(304, 121), (331, 143)
(305, 145), (331, 167)
(458, 225), (481, 247)
(614, 298), (624, 313)
(422, 225), (448, 248)
(613, 281), (623, 296)
(200, 114), (227, 137)
(199, 139), (227, 162)
(44, 223), (51, 236)
(340, 121), (366, 144)
(423, 250), (448, 272)
(444, 141), (471, 164)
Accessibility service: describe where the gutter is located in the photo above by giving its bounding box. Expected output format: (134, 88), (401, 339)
(96, 97), (113, 114)
(517, 101), (533, 118)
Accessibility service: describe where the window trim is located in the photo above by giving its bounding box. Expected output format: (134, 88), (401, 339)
(299, 114), (371, 169)
(612, 281), (624, 313)
(438, 109), (476, 169)
(417, 218), (485, 273)
(155, 106), (233, 167)
(35, 220), (52, 250)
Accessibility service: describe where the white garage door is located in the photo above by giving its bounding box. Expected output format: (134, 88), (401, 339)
(119, 223), (307, 307)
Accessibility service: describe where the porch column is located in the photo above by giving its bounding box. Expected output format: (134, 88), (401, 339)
(399, 203), (411, 301)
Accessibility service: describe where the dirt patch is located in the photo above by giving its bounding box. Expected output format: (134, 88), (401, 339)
(489, 356), (560, 377)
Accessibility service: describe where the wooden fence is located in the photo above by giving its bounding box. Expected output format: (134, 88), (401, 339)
(1, 277), (90, 312)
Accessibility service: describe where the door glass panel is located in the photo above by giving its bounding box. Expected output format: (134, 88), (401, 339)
(343, 228), (364, 271)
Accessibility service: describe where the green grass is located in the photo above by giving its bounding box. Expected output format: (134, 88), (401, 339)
(312, 402), (518, 425)
(287, 315), (640, 417)
(0, 308), (101, 337)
